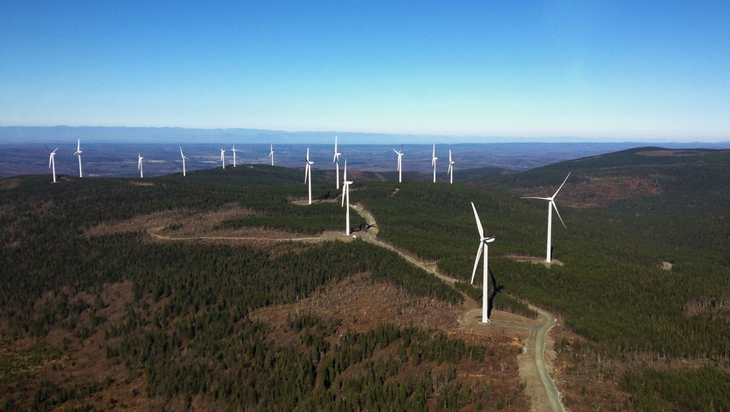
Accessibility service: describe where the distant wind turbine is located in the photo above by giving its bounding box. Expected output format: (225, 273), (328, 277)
(46, 146), (58, 183)
(447, 150), (454, 184)
(431, 144), (438, 183)
(231, 145), (237, 167)
(180, 147), (187, 177)
(522, 172), (571, 263)
(220, 148), (226, 169)
(341, 159), (353, 235)
(470, 202), (495, 323)
(333, 136), (341, 189)
(304, 148), (314, 205)
(74, 139), (83, 178)
(393, 144), (404, 183)
(269, 144), (274, 166)
(137, 153), (144, 178)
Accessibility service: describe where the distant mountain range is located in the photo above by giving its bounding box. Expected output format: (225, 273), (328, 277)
(3, 125), (729, 145)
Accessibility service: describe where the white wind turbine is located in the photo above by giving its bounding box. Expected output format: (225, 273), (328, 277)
(220, 148), (226, 169)
(447, 150), (454, 184)
(470, 202), (495, 323)
(431, 144), (438, 183)
(231, 145), (237, 167)
(341, 159), (353, 235)
(46, 146), (58, 183)
(333, 136), (341, 189)
(304, 147), (314, 205)
(137, 153), (144, 178)
(74, 139), (83, 178)
(269, 144), (274, 166)
(522, 172), (571, 263)
(393, 144), (404, 183)
(180, 147), (188, 177)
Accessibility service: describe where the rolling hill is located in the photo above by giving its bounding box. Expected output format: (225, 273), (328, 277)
(2, 148), (730, 411)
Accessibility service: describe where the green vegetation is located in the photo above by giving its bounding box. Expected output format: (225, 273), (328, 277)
(3, 147), (730, 408)
(0, 342), (64, 382)
(622, 366), (730, 411)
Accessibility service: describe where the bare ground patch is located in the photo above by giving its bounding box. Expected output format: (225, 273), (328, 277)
(83, 204), (312, 242)
(637, 150), (703, 157)
(251, 273), (531, 410)
(517, 177), (661, 208)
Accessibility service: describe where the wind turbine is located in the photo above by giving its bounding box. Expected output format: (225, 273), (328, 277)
(220, 148), (226, 169)
(431, 144), (438, 183)
(74, 139), (82, 178)
(333, 136), (341, 189)
(447, 150), (454, 184)
(470, 202), (495, 323)
(522, 172), (571, 263)
(269, 144), (274, 166)
(393, 144), (404, 183)
(341, 159), (353, 235)
(304, 148), (314, 205)
(137, 153), (144, 178)
(180, 147), (187, 177)
(46, 146), (58, 183)
(231, 145), (237, 167)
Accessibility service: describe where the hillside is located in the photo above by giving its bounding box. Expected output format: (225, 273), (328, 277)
(2, 149), (730, 411)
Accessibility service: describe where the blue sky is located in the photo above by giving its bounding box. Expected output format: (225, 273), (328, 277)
(1, 1), (729, 141)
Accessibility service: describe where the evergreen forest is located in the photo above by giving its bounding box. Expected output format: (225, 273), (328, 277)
(2, 147), (730, 410)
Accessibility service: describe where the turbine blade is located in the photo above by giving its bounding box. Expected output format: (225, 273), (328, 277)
(449, 150), (452, 162)
(522, 196), (551, 200)
(471, 202), (485, 239)
(471, 242), (484, 284)
(553, 172), (571, 197)
(552, 201), (567, 229)
(341, 185), (347, 207)
(304, 165), (309, 183)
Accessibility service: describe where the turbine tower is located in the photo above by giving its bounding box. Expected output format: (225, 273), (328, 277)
(470, 202), (495, 323)
(341, 160), (353, 235)
(304, 148), (314, 205)
(220, 148), (226, 169)
(333, 136), (341, 189)
(231, 145), (237, 167)
(269, 144), (274, 166)
(431, 144), (438, 183)
(137, 153), (144, 178)
(447, 150), (454, 184)
(74, 139), (83, 178)
(522, 172), (571, 263)
(180, 147), (187, 177)
(393, 144), (404, 183)
(46, 146), (58, 183)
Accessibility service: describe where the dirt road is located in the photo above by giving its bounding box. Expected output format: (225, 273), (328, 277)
(352, 202), (565, 412)
(146, 202), (565, 412)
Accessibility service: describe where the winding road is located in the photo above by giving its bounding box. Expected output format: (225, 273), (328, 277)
(147, 202), (565, 412)
(351, 203), (565, 412)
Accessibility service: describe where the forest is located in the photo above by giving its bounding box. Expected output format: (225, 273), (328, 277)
(2, 147), (730, 409)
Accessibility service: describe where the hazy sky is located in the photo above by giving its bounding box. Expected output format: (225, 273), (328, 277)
(1, 1), (729, 141)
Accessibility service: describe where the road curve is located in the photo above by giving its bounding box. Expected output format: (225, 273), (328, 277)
(146, 203), (565, 412)
(351, 202), (565, 412)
